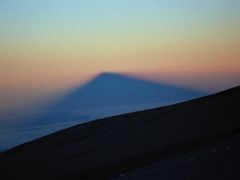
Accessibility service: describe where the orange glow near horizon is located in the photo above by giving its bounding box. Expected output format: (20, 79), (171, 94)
(0, 0), (240, 122)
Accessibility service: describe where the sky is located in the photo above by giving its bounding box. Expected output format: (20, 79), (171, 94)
(0, 0), (240, 123)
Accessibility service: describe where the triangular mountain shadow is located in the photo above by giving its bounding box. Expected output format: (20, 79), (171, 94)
(32, 72), (207, 126)
(0, 72), (208, 151)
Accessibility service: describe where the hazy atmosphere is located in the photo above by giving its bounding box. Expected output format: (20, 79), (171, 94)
(1, 0), (240, 127)
(1, 1), (240, 179)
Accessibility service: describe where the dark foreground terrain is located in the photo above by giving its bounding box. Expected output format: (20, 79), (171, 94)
(0, 86), (239, 180)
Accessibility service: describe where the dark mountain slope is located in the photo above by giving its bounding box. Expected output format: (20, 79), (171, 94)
(0, 86), (239, 180)
(111, 132), (240, 180)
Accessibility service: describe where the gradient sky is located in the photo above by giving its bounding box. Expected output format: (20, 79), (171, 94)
(0, 0), (240, 121)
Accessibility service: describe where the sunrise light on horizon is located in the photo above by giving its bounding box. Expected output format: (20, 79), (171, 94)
(1, 0), (240, 118)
